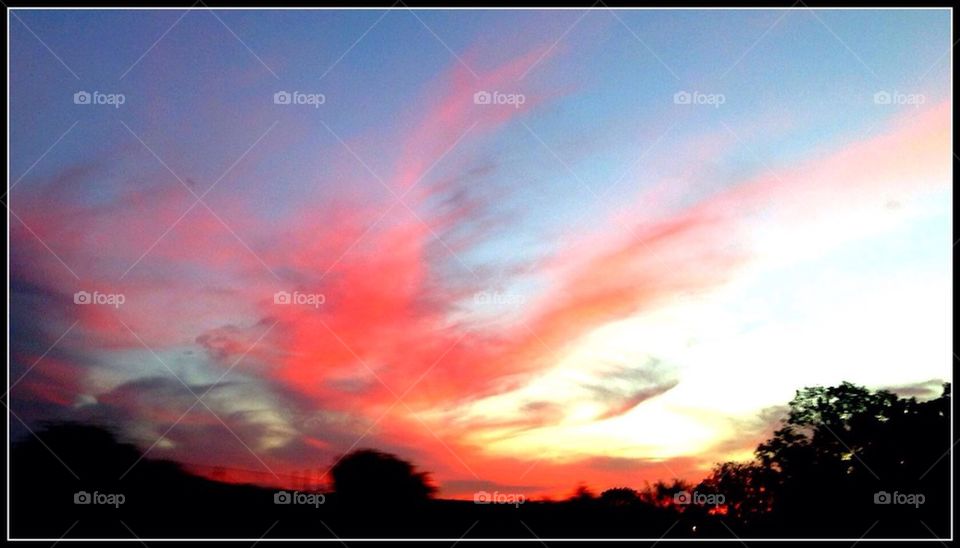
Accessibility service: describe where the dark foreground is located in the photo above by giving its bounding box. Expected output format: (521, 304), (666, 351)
(9, 382), (951, 539)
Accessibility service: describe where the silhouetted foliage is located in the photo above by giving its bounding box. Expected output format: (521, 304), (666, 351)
(8, 382), (950, 539)
(696, 382), (951, 537)
(569, 483), (597, 502)
(329, 448), (435, 506)
(639, 478), (692, 507)
(600, 487), (641, 507)
(695, 461), (771, 523)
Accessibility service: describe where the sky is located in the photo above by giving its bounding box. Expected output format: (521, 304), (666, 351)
(8, 8), (952, 499)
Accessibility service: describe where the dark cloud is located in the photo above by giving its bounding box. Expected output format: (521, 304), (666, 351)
(582, 357), (679, 420)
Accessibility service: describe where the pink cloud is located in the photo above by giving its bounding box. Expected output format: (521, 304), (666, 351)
(9, 26), (950, 500)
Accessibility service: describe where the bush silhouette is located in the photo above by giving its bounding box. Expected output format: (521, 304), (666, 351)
(600, 487), (641, 507)
(329, 449), (435, 506)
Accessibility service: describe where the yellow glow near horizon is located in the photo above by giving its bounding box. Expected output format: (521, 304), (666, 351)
(441, 185), (950, 468)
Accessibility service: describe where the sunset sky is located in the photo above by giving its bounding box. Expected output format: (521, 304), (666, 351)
(9, 8), (951, 499)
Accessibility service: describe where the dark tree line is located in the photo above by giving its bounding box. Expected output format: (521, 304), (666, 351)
(694, 381), (951, 537)
(7, 382), (950, 539)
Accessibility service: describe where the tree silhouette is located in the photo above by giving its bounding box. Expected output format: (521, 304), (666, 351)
(329, 449), (435, 506)
(600, 487), (641, 507)
(638, 479), (691, 507)
(569, 483), (597, 502)
(698, 382), (951, 537)
(695, 461), (770, 524)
